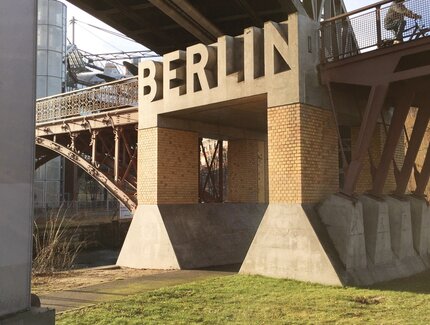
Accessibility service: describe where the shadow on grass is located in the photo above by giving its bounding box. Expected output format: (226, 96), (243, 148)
(195, 263), (242, 273)
(369, 269), (430, 294)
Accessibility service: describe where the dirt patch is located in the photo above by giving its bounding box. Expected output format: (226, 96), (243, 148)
(32, 267), (172, 295)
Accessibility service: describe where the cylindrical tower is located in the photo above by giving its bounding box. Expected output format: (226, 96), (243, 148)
(34, 0), (67, 209)
(36, 0), (67, 98)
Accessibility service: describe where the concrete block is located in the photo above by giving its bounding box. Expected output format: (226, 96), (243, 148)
(117, 205), (181, 269)
(0, 308), (54, 325)
(409, 197), (430, 257)
(318, 194), (367, 270)
(118, 204), (265, 269)
(240, 204), (343, 286)
(359, 195), (393, 265)
(386, 196), (416, 259)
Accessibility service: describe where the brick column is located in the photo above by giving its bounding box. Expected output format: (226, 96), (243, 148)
(138, 127), (198, 204)
(228, 139), (266, 203)
(267, 103), (339, 203)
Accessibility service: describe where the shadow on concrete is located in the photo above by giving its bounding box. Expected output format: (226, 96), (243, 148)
(159, 203), (267, 270)
(369, 269), (430, 294)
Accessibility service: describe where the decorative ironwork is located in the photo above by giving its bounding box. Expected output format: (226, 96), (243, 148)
(35, 136), (137, 212)
(36, 77), (138, 123)
(320, 0), (430, 63)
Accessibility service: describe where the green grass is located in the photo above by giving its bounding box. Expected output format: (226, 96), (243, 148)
(57, 274), (430, 324)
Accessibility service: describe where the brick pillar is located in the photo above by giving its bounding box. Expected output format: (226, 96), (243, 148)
(138, 127), (198, 204)
(228, 139), (266, 203)
(352, 124), (405, 195)
(267, 103), (338, 203)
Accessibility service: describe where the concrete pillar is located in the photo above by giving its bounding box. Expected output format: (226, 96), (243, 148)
(241, 103), (344, 285)
(0, 0), (54, 323)
(228, 139), (266, 203)
(119, 127), (266, 270)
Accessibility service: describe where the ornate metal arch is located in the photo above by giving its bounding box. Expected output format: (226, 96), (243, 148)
(35, 136), (137, 212)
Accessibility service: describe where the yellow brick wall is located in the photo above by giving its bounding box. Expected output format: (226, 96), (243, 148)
(406, 108), (430, 198)
(138, 128), (158, 204)
(352, 124), (405, 195)
(228, 139), (266, 203)
(138, 127), (198, 204)
(267, 103), (338, 203)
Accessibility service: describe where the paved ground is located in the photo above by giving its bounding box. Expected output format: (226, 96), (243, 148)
(40, 268), (235, 313)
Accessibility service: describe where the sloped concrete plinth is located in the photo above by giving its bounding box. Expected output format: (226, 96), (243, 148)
(240, 204), (344, 286)
(315, 194), (427, 285)
(117, 204), (266, 269)
(410, 197), (430, 258)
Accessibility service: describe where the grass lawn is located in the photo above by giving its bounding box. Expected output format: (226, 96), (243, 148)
(57, 273), (430, 324)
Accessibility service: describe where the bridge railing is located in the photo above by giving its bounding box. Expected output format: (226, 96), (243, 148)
(320, 0), (430, 63)
(36, 77), (138, 123)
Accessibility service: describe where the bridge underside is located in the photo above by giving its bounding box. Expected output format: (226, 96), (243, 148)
(36, 105), (139, 212)
(34, 3), (430, 287)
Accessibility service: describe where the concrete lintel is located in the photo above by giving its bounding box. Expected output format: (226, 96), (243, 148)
(156, 115), (267, 141)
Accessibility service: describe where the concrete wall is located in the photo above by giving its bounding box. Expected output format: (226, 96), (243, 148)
(0, 0), (37, 317)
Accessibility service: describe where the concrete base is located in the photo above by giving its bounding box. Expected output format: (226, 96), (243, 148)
(117, 203), (266, 269)
(315, 194), (427, 286)
(240, 204), (344, 286)
(386, 196), (416, 259)
(0, 308), (54, 325)
(318, 195), (367, 269)
(409, 196), (430, 258)
(359, 195), (393, 265)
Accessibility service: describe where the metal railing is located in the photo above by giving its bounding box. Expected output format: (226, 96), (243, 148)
(320, 0), (430, 63)
(36, 77), (138, 123)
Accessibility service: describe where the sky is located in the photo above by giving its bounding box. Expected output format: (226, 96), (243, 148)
(58, 0), (377, 55)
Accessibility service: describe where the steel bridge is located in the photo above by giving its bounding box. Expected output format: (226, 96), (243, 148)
(35, 77), (139, 212)
(319, 0), (430, 199)
(36, 0), (430, 214)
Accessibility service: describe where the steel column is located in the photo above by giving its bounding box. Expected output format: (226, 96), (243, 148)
(371, 92), (414, 196)
(90, 131), (99, 166)
(395, 107), (430, 195)
(342, 84), (389, 196)
(114, 127), (120, 182)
